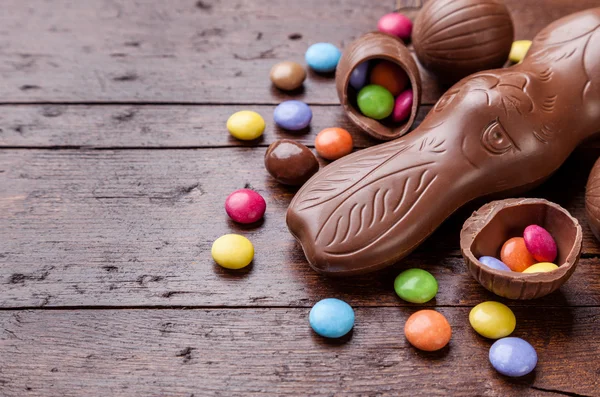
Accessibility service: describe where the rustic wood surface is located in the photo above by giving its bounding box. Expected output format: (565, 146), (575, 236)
(1, 0), (600, 396)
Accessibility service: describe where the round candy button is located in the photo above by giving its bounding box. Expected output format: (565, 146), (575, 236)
(225, 189), (266, 224)
(469, 301), (516, 339)
(377, 12), (413, 41)
(370, 60), (408, 96)
(226, 110), (265, 140)
(392, 89), (413, 123)
(211, 234), (254, 270)
(394, 268), (438, 303)
(273, 100), (312, 131)
(315, 127), (353, 160)
(489, 337), (537, 377)
(522, 262), (559, 273)
(309, 298), (355, 338)
(478, 256), (511, 272)
(500, 237), (536, 272)
(357, 85), (394, 120)
(305, 43), (341, 73)
(270, 61), (306, 91)
(350, 61), (369, 90)
(523, 224), (557, 263)
(404, 310), (451, 351)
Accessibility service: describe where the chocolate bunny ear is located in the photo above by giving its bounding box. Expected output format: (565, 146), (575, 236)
(335, 32), (421, 141)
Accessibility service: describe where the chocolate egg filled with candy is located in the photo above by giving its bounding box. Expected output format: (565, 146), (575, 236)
(413, 0), (514, 84)
(287, 9), (600, 276)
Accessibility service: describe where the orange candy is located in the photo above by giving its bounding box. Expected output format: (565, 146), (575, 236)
(500, 237), (536, 272)
(404, 310), (452, 351)
(315, 128), (353, 160)
(370, 60), (408, 96)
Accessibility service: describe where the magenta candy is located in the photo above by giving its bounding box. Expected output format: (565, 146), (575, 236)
(392, 89), (413, 122)
(377, 13), (413, 41)
(225, 189), (266, 224)
(523, 224), (557, 262)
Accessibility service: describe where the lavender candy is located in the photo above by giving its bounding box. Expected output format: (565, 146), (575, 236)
(273, 100), (312, 131)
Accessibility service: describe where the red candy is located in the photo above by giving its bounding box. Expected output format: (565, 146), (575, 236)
(377, 13), (413, 41)
(225, 189), (266, 224)
(523, 224), (557, 262)
(392, 89), (413, 122)
(500, 237), (536, 272)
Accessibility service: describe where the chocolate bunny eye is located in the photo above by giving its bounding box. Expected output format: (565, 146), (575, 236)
(481, 119), (517, 154)
(435, 91), (458, 112)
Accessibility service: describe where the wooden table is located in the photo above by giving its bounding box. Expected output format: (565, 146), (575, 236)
(1, 0), (599, 395)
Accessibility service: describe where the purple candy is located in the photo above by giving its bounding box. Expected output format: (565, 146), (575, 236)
(479, 256), (511, 271)
(489, 337), (537, 377)
(273, 100), (312, 131)
(350, 61), (369, 90)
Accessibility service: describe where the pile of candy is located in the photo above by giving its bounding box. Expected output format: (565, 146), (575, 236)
(479, 224), (559, 273)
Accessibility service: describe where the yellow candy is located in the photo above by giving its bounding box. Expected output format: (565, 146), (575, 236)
(227, 111), (265, 140)
(523, 262), (559, 273)
(509, 40), (532, 63)
(211, 234), (254, 269)
(469, 301), (516, 339)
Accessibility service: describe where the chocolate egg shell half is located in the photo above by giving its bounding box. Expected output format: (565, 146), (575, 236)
(265, 139), (319, 186)
(460, 198), (582, 300)
(585, 157), (600, 241)
(413, 0), (514, 84)
(335, 32), (421, 141)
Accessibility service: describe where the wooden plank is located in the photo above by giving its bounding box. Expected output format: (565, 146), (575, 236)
(0, 0), (598, 104)
(0, 307), (598, 396)
(1, 148), (599, 308)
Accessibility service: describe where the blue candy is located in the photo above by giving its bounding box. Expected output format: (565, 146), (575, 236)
(489, 337), (537, 377)
(273, 100), (312, 130)
(309, 298), (355, 338)
(479, 256), (511, 271)
(350, 61), (369, 90)
(305, 43), (341, 73)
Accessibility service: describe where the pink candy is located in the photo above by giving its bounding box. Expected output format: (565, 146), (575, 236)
(392, 89), (413, 122)
(523, 224), (557, 262)
(225, 189), (266, 224)
(377, 13), (413, 41)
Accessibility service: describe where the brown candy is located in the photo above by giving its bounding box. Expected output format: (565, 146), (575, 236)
(265, 139), (319, 186)
(585, 157), (600, 241)
(287, 8), (600, 275)
(413, 0), (514, 84)
(270, 61), (306, 91)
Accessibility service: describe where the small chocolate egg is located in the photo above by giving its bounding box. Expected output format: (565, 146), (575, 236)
(412, 0), (514, 83)
(270, 61), (306, 91)
(265, 139), (319, 186)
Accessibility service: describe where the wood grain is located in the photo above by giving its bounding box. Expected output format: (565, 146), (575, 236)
(0, 308), (598, 396)
(0, 0), (598, 104)
(1, 148), (599, 308)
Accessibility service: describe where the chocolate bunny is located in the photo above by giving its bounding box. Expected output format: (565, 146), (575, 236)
(287, 8), (600, 275)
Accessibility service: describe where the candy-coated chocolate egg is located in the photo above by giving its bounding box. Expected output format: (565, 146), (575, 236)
(377, 12), (413, 41)
(523, 224), (557, 262)
(273, 100), (312, 131)
(469, 301), (516, 339)
(211, 234), (254, 269)
(522, 262), (559, 273)
(500, 237), (536, 272)
(357, 85), (394, 120)
(350, 61), (369, 90)
(394, 268), (438, 303)
(392, 89), (413, 123)
(404, 310), (451, 351)
(270, 61), (306, 91)
(315, 127), (353, 160)
(264, 139), (319, 186)
(509, 40), (532, 63)
(226, 110), (265, 140)
(305, 43), (341, 73)
(225, 189), (266, 224)
(489, 337), (537, 377)
(309, 298), (355, 338)
(478, 256), (511, 271)
(370, 60), (408, 96)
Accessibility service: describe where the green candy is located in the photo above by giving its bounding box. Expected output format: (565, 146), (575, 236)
(357, 84), (394, 120)
(394, 269), (438, 303)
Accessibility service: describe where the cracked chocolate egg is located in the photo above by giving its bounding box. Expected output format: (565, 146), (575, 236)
(461, 198), (581, 300)
(413, 0), (514, 84)
(585, 157), (600, 241)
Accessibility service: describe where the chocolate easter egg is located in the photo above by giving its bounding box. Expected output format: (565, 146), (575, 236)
(413, 0), (514, 84)
(585, 158), (600, 241)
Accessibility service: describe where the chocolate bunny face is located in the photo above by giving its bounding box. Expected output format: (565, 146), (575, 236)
(287, 8), (600, 275)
